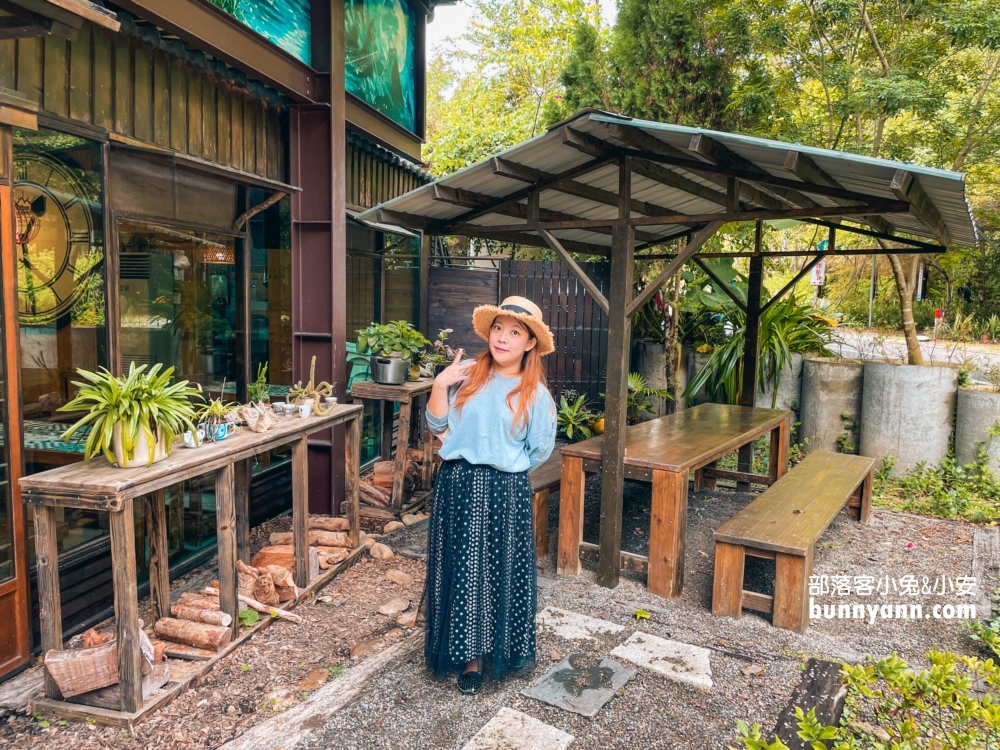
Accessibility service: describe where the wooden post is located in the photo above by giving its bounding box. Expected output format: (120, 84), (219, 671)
(556, 455), (585, 576)
(774, 549), (813, 634)
(214, 463), (239, 639)
(34, 505), (62, 699)
(648, 469), (688, 598)
(738, 221), (764, 491)
(345, 411), (361, 549)
(419, 234), (430, 336)
(235, 459), (251, 564)
(391, 399), (412, 510)
(109, 501), (142, 713)
(597, 157), (634, 589)
(145, 490), (170, 623)
(380, 401), (394, 462)
(532, 489), (550, 559)
(292, 436), (310, 587)
(712, 541), (745, 619)
(768, 418), (789, 483)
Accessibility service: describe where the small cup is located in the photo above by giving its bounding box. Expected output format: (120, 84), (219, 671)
(272, 401), (286, 415)
(298, 403), (312, 418)
(282, 403), (297, 416)
(183, 428), (205, 448)
(324, 396), (337, 408)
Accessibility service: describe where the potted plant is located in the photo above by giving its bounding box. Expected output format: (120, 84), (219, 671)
(414, 328), (456, 378)
(59, 363), (201, 468)
(356, 320), (430, 385)
(197, 396), (238, 442)
(557, 390), (594, 442)
(247, 362), (270, 404)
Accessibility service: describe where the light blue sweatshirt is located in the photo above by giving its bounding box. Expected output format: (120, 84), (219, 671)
(425, 372), (557, 474)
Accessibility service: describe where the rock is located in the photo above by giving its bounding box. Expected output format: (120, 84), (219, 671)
(383, 521), (405, 533)
(298, 668), (329, 692)
(265, 687), (297, 711)
(385, 569), (414, 587)
(316, 595), (333, 604)
(401, 514), (420, 526)
(415, 512), (429, 521)
(369, 543), (393, 560)
(227, 705), (237, 715)
(359, 530), (368, 542)
(551, 649), (562, 661)
(350, 638), (385, 661)
(396, 611), (418, 627)
(378, 598), (409, 616)
(741, 664), (765, 677)
(362, 535), (376, 549)
(383, 628), (404, 641)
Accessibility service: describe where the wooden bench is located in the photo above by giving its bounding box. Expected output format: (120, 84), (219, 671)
(530, 453), (563, 558)
(711, 450), (875, 633)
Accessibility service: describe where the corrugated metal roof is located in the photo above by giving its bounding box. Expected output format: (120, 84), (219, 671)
(358, 110), (978, 249)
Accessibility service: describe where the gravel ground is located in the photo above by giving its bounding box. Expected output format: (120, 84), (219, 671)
(303, 477), (978, 750)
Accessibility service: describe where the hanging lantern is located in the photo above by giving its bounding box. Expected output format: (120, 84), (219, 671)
(14, 195), (41, 245)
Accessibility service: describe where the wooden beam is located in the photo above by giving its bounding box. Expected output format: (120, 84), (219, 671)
(689, 135), (821, 210)
(803, 218), (942, 252)
(692, 257), (747, 312)
(608, 124), (774, 209)
(632, 158), (735, 208)
(760, 254), (825, 314)
(890, 169), (951, 247)
(465, 230), (610, 256)
(784, 150), (896, 236)
(541, 230), (610, 313)
(491, 156), (682, 218)
(626, 221), (725, 316)
(738, 225), (765, 491)
(597, 159), (635, 589)
(374, 207), (433, 231)
(450, 200), (910, 235)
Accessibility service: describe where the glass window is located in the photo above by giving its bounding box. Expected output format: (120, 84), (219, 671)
(14, 127), (109, 560)
(118, 221), (239, 397)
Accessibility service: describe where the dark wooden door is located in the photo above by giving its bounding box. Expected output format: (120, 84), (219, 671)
(0, 125), (32, 679)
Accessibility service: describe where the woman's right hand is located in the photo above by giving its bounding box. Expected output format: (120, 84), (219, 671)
(434, 349), (474, 389)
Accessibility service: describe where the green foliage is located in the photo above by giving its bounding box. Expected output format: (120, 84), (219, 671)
(685, 296), (835, 406)
(732, 651), (1000, 749)
(625, 372), (671, 424)
(874, 447), (1000, 522)
(355, 321), (430, 360)
(967, 587), (1000, 659)
(328, 665), (346, 680)
(557, 390), (594, 442)
(58, 363), (201, 467)
(248, 362), (270, 403)
(238, 609), (259, 628)
(197, 396), (237, 426)
(836, 412), (858, 454)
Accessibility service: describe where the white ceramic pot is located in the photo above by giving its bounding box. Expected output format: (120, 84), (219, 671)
(113, 422), (168, 468)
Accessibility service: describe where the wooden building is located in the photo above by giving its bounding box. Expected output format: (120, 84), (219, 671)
(0, 0), (437, 681)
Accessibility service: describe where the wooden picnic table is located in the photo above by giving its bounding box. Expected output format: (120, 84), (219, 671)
(19, 404), (362, 720)
(351, 378), (435, 513)
(556, 403), (790, 599)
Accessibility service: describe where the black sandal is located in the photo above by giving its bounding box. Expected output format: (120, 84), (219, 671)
(457, 670), (483, 695)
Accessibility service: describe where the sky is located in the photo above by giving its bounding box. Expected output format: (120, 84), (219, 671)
(425, 0), (617, 61)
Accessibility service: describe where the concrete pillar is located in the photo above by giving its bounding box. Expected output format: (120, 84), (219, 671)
(859, 361), (957, 474)
(799, 357), (864, 453)
(955, 387), (1000, 472)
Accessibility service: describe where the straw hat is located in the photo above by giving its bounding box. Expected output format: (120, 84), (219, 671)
(472, 296), (555, 356)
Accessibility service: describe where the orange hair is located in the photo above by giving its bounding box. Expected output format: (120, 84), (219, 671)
(454, 321), (548, 433)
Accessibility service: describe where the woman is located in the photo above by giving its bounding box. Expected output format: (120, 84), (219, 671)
(424, 296), (557, 694)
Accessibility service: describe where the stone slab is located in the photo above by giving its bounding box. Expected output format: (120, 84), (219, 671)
(535, 607), (626, 642)
(610, 632), (713, 691)
(462, 707), (574, 750)
(521, 653), (636, 718)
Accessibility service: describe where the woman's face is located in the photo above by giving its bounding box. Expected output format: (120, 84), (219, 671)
(489, 315), (537, 369)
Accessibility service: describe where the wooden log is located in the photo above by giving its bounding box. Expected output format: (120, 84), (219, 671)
(309, 516), (350, 532)
(251, 545), (319, 581)
(44, 641), (119, 698)
(359, 482), (390, 508)
(169, 604), (233, 628)
(66, 663), (170, 711)
(202, 586), (303, 624)
(152, 641), (168, 664)
(317, 548), (352, 569)
(153, 618), (232, 652)
(175, 593), (221, 611)
(269, 530), (352, 548)
(263, 564), (299, 603)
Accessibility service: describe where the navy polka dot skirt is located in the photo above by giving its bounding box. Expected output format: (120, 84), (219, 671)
(424, 458), (537, 681)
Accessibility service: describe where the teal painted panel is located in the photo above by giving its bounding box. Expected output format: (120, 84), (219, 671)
(208, 0), (312, 66)
(345, 0), (417, 132)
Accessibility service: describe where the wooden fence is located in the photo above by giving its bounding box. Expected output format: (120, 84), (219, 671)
(427, 261), (610, 402)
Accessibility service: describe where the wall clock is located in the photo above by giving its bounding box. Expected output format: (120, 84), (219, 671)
(14, 152), (99, 321)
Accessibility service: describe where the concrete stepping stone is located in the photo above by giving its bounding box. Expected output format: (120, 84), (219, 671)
(610, 631), (713, 690)
(536, 607), (626, 642)
(461, 707), (574, 750)
(521, 653), (636, 718)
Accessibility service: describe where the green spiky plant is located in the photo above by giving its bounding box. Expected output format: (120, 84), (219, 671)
(685, 295), (835, 407)
(247, 362), (271, 403)
(59, 363), (202, 467)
